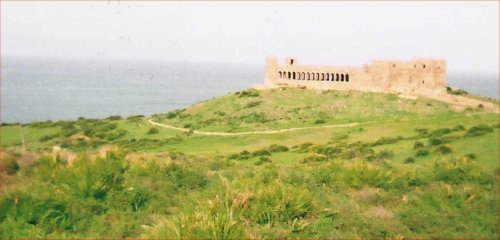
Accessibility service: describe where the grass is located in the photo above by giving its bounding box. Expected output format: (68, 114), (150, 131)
(1, 87), (498, 238)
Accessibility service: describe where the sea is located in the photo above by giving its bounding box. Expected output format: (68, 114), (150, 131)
(1, 56), (498, 123)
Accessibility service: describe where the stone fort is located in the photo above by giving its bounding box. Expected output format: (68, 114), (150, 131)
(264, 56), (446, 96)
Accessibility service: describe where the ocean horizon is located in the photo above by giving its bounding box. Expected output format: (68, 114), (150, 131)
(1, 56), (498, 124)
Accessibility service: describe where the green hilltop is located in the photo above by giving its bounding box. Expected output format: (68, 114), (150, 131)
(1, 87), (499, 238)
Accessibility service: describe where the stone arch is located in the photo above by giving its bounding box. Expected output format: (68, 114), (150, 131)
(341, 74), (344, 82)
(336, 73), (339, 81)
(315, 73), (319, 81)
(331, 73), (334, 81)
(287, 72), (291, 79)
(313, 73), (316, 80)
(326, 73), (330, 81)
(321, 73), (325, 81)
(301, 72), (305, 80)
(346, 74), (349, 82)
(293, 72), (296, 80)
(279, 71), (282, 78)
(307, 72), (310, 80)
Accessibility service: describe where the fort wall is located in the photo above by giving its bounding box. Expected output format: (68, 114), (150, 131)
(264, 56), (446, 97)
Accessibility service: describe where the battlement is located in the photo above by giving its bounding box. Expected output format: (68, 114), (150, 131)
(264, 56), (446, 96)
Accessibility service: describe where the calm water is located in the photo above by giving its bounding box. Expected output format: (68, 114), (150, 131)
(1, 57), (263, 123)
(1, 57), (498, 123)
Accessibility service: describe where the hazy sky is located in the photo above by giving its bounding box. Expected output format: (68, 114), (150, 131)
(2, 1), (498, 74)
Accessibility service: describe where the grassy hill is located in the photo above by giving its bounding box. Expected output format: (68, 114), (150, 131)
(1, 88), (499, 238)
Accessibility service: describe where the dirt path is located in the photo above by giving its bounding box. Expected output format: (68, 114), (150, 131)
(148, 119), (391, 136)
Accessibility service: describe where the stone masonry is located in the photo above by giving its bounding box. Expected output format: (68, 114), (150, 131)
(264, 56), (446, 96)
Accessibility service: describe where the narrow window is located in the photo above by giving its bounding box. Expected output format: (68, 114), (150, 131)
(293, 72), (296, 80)
(288, 72), (291, 79)
(341, 74), (344, 82)
(321, 73), (325, 81)
(316, 73), (319, 81)
(307, 73), (310, 80)
(336, 73), (339, 81)
(279, 71), (282, 78)
(326, 73), (329, 81)
(346, 74), (349, 82)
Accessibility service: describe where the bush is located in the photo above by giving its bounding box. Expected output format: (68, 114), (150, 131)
(415, 149), (430, 157)
(1, 157), (20, 175)
(430, 128), (451, 137)
(435, 145), (453, 154)
(447, 87), (468, 96)
(244, 101), (262, 108)
(464, 124), (493, 137)
(39, 133), (59, 142)
(314, 119), (326, 124)
(452, 124), (465, 131)
(268, 144), (289, 153)
(404, 157), (415, 164)
(164, 163), (207, 189)
(413, 141), (424, 149)
(147, 127), (159, 134)
(106, 115), (122, 121)
(370, 136), (402, 147)
(300, 154), (327, 164)
(236, 90), (260, 98)
(465, 153), (476, 160)
(375, 149), (394, 160)
(428, 138), (443, 146)
(251, 149), (271, 157)
(254, 156), (272, 166)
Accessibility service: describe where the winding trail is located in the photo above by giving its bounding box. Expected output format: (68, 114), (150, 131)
(148, 119), (393, 136)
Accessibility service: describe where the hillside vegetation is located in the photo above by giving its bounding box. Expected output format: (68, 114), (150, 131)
(1, 88), (499, 238)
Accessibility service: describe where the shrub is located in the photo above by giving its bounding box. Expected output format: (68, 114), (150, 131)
(147, 127), (159, 135)
(214, 111), (226, 116)
(432, 158), (492, 185)
(236, 90), (260, 98)
(126, 115), (144, 120)
(430, 128), (451, 137)
(251, 149), (271, 157)
(106, 115), (122, 121)
(244, 101), (262, 108)
(370, 136), (402, 147)
(39, 133), (59, 142)
(464, 124), (493, 137)
(447, 87), (468, 95)
(376, 149), (394, 160)
(298, 142), (315, 152)
(465, 153), (476, 160)
(415, 149), (430, 157)
(452, 124), (465, 131)
(268, 144), (289, 153)
(428, 137), (443, 146)
(254, 156), (272, 166)
(1, 157), (20, 175)
(314, 119), (326, 124)
(300, 154), (327, 164)
(413, 141), (424, 149)
(404, 157), (415, 164)
(164, 163), (207, 189)
(435, 144), (453, 154)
